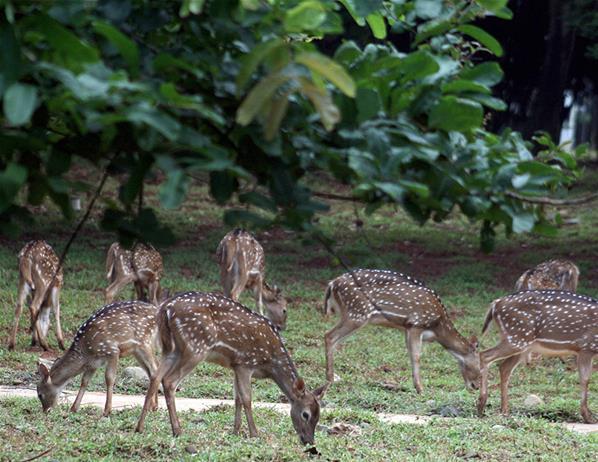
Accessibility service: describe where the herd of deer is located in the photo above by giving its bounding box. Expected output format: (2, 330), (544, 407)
(5, 228), (597, 446)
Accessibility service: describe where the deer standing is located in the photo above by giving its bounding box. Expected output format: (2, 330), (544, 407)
(135, 292), (322, 444)
(105, 242), (164, 305)
(216, 229), (287, 330)
(37, 300), (159, 416)
(321, 269), (480, 394)
(515, 259), (579, 292)
(477, 290), (597, 423)
(8, 240), (65, 351)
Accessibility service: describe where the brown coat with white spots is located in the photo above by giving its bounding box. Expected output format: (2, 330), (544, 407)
(8, 240), (65, 351)
(515, 259), (580, 292)
(135, 292), (322, 445)
(216, 229), (287, 330)
(478, 290), (597, 423)
(322, 269), (480, 394)
(105, 242), (164, 305)
(37, 300), (159, 416)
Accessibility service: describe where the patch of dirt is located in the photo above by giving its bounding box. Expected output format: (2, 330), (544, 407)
(304, 256), (333, 269)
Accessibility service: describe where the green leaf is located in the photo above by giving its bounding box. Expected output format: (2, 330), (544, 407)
(511, 212), (535, 233)
(457, 25), (504, 57)
(356, 88), (381, 123)
(180, 0), (206, 17)
(415, 0), (443, 19)
(477, 0), (508, 13)
(92, 21), (139, 78)
(3, 83), (38, 126)
(366, 13), (386, 39)
(296, 52), (356, 97)
(0, 23), (22, 94)
(298, 77), (340, 131)
(460, 62), (503, 86)
(0, 163), (28, 213)
(160, 83), (225, 125)
(264, 92), (291, 140)
(429, 96), (483, 132)
(159, 169), (190, 209)
(442, 79), (491, 95)
(236, 72), (292, 126)
(334, 41), (362, 65)
(239, 191), (277, 213)
(236, 39), (286, 94)
(400, 51), (440, 81)
(224, 209), (270, 228)
(153, 53), (204, 79)
(468, 94), (507, 110)
(284, 1), (327, 32)
(125, 103), (181, 140)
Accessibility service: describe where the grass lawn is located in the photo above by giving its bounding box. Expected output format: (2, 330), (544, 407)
(0, 166), (597, 461)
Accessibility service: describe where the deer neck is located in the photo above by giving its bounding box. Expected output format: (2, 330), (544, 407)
(433, 320), (471, 361)
(269, 350), (301, 404)
(50, 347), (87, 387)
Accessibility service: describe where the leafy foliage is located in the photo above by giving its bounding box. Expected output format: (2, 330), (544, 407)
(0, 0), (582, 250)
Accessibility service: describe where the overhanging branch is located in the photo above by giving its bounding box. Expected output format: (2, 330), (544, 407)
(506, 191), (598, 205)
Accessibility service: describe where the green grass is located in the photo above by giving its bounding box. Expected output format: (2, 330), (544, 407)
(0, 169), (597, 461)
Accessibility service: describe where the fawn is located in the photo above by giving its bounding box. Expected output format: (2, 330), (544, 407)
(216, 229), (287, 330)
(477, 290), (597, 423)
(37, 300), (159, 416)
(515, 259), (579, 292)
(135, 292), (322, 445)
(105, 242), (164, 305)
(8, 240), (65, 351)
(321, 269), (480, 394)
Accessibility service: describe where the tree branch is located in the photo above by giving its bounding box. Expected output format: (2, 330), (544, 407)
(506, 191), (598, 205)
(312, 191), (359, 202)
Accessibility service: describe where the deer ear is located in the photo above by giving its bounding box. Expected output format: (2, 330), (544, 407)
(38, 362), (51, 381)
(293, 377), (306, 396)
(312, 384), (327, 401)
(469, 335), (479, 351)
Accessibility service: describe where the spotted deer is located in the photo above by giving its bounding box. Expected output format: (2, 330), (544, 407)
(321, 269), (480, 394)
(135, 292), (322, 444)
(477, 290), (597, 423)
(8, 240), (65, 351)
(105, 243), (164, 305)
(216, 229), (287, 330)
(515, 259), (580, 292)
(37, 300), (159, 416)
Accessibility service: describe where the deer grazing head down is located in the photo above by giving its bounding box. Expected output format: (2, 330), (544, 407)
(515, 259), (580, 292)
(135, 292), (321, 444)
(217, 229), (288, 330)
(321, 269), (480, 395)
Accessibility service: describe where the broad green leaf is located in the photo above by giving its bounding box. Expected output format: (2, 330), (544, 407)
(356, 88), (381, 123)
(366, 13), (386, 39)
(236, 39), (286, 94)
(429, 96), (483, 132)
(180, 0), (205, 17)
(125, 103), (181, 140)
(92, 21), (139, 78)
(296, 52), (356, 97)
(159, 83), (224, 125)
(511, 212), (535, 233)
(236, 72), (292, 126)
(457, 25), (504, 57)
(469, 94), (507, 110)
(240, 0), (261, 10)
(153, 53), (204, 79)
(159, 169), (190, 209)
(400, 51), (440, 81)
(334, 40), (362, 65)
(3, 83), (38, 126)
(511, 173), (530, 189)
(264, 92), (291, 140)
(0, 23), (21, 94)
(298, 77), (340, 131)
(460, 62), (503, 86)
(0, 163), (28, 213)
(284, 1), (327, 32)
(415, 0), (442, 19)
(442, 79), (491, 95)
(337, 0), (366, 25)
(477, 0), (508, 12)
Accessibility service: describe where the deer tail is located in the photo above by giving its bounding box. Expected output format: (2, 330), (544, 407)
(481, 301), (496, 336)
(322, 283), (332, 316)
(217, 238), (236, 272)
(158, 306), (175, 354)
(105, 243), (119, 281)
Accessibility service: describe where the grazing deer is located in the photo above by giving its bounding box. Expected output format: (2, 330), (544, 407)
(216, 229), (287, 330)
(321, 269), (480, 394)
(37, 300), (159, 416)
(105, 242), (164, 305)
(8, 240), (65, 351)
(515, 259), (580, 292)
(477, 290), (597, 423)
(135, 292), (322, 444)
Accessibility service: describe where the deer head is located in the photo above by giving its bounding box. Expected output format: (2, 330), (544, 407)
(456, 336), (480, 390)
(263, 283), (287, 330)
(289, 378), (322, 445)
(37, 361), (61, 412)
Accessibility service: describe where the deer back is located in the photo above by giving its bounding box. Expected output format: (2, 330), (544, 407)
(105, 242), (134, 281)
(217, 229), (265, 276)
(19, 240), (63, 289)
(486, 290), (597, 352)
(133, 244), (163, 280)
(515, 259), (580, 292)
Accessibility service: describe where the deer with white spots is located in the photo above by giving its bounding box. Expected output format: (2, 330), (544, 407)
(105, 242), (164, 305)
(477, 290), (597, 423)
(8, 240), (65, 351)
(216, 229), (287, 330)
(515, 259), (580, 292)
(37, 300), (159, 416)
(135, 292), (322, 445)
(321, 269), (480, 394)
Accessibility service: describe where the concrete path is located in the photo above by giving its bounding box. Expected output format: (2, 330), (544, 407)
(1, 386), (596, 434)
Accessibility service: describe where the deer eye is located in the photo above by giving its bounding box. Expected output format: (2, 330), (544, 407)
(302, 411), (310, 421)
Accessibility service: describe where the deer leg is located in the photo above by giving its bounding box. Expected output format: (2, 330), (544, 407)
(148, 280), (160, 305)
(30, 287), (46, 348)
(499, 353), (523, 416)
(234, 368), (258, 437)
(255, 274), (264, 316)
(133, 347), (159, 411)
(8, 279), (30, 350)
(230, 263), (248, 303)
(233, 375), (243, 435)
(405, 328), (424, 394)
(71, 367), (97, 413)
(136, 353), (178, 433)
(50, 286), (65, 350)
(221, 267), (234, 298)
(105, 274), (135, 304)
(578, 351), (596, 424)
(103, 355), (119, 417)
(35, 303), (52, 351)
(324, 319), (362, 386)
(477, 340), (523, 417)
